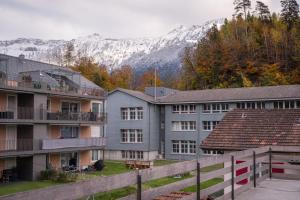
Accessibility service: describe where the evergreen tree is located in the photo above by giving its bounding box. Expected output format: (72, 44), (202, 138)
(256, 1), (271, 22)
(234, 0), (251, 19)
(280, 0), (299, 30)
(64, 42), (75, 67)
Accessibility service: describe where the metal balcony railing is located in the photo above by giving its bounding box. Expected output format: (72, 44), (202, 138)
(0, 78), (107, 98)
(46, 111), (107, 123)
(41, 137), (106, 150)
(0, 107), (106, 123)
(0, 106), (34, 120)
(0, 139), (33, 152)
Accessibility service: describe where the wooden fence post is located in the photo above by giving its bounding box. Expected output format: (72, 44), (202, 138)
(253, 151), (256, 187)
(231, 155), (235, 200)
(197, 162), (200, 200)
(137, 170), (142, 200)
(269, 147), (272, 179)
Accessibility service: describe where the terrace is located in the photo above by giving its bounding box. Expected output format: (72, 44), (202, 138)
(0, 68), (107, 99)
(0, 145), (299, 200)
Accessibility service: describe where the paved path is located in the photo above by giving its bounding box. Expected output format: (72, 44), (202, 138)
(236, 179), (300, 200)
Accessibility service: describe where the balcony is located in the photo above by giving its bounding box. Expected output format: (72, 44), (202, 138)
(41, 137), (106, 150)
(0, 106), (34, 121)
(0, 139), (33, 152)
(0, 107), (106, 124)
(0, 76), (107, 99)
(46, 112), (107, 123)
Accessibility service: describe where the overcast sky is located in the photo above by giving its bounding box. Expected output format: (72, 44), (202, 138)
(0, 0), (284, 40)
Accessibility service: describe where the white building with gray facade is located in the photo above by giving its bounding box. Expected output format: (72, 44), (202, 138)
(106, 85), (300, 161)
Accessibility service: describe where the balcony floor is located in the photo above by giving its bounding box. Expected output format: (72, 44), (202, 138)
(236, 179), (300, 200)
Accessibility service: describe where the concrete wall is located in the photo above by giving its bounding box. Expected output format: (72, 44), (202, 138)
(32, 155), (46, 180)
(107, 91), (159, 155)
(80, 126), (91, 138)
(80, 150), (91, 167)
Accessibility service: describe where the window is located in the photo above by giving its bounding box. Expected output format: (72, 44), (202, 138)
(92, 150), (100, 161)
(181, 141), (189, 154)
(121, 107), (144, 120)
(189, 105), (196, 113)
(203, 103), (229, 113)
(137, 130), (143, 143)
(121, 151), (127, 159)
(189, 141), (196, 154)
(212, 121), (219, 129)
(121, 108), (128, 120)
(47, 99), (51, 112)
(273, 101), (299, 109)
(172, 105), (180, 113)
(172, 141), (180, 153)
(136, 151), (144, 159)
(202, 121), (210, 131)
(172, 140), (196, 154)
(172, 104), (196, 114)
(129, 130), (136, 142)
(172, 121), (196, 131)
(203, 150), (224, 155)
(129, 151), (135, 159)
(61, 102), (79, 113)
(130, 108), (136, 120)
(121, 129), (128, 142)
(121, 151), (144, 160)
(61, 126), (79, 138)
(92, 102), (102, 114)
(120, 129), (143, 143)
(137, 107), (143, 119)
(202, 121), (219, 131)
(237, 102), (266, 109)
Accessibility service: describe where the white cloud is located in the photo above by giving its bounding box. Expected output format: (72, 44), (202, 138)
(0, 0), (283, 40)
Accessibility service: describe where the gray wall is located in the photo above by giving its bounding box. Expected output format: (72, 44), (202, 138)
(106, 91), (159, 153)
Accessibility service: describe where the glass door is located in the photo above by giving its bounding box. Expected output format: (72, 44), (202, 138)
(7, 95), (17, 119)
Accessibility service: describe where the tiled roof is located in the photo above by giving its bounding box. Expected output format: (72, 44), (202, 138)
(200, 109), (300, 150)
(157, 85), (300, 103)
(109, 88), (154, 102)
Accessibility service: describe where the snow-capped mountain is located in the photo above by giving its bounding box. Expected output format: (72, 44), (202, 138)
(0, 19), (224, 71)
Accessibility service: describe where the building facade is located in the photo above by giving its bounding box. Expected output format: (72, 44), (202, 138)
(0, 54), (107, 180)
(107, 85), (300, 161)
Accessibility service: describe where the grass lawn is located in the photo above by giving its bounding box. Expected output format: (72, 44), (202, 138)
(0, 180), (59, 196)
(181, 178), (224, 192)
(153, 160), (178, 166)
(0, 160), (132, 196)
(92, 173), (193, 200)
(200, 163), (224, 173)
(78, 160), (133, 180)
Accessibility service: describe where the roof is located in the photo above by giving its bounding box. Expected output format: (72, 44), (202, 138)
(0, 53), (102, 90)
(157, 85), (300, 104)
(109, 88), (154, 103)
(200, 109), (300, 150)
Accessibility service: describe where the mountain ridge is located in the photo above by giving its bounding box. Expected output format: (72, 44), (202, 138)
(0, 19), (224, 71)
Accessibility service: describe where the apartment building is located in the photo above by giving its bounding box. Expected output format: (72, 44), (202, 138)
(0, 54), (106, 180)
(107, 85), (300, 161)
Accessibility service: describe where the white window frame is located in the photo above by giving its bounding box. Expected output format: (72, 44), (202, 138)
(172, 140), (196, 155)
(172, 121), (196, 131)
(172, 104), (197, 114)
(120, 129), (143, 143)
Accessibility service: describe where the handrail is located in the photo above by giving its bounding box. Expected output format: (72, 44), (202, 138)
(1, 145), (300, 200)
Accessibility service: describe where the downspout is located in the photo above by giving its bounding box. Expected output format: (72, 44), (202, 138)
(148, 103), (151, 161)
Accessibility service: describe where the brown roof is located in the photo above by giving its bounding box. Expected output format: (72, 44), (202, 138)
(109, 88), (154, 102)
(200, 109), (300, 150)
(157, 85), (300, 104)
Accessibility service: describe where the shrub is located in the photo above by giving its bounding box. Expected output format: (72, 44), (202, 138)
(56, 171), (78, 183)
(39, 169), (58, 181)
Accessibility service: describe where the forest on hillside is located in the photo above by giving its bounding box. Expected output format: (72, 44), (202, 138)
(69, 0), (300, 91)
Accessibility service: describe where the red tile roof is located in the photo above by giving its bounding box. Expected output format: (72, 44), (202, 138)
(200, 109), (300, 150)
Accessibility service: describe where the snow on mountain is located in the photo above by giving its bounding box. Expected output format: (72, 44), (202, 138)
(0, 19), (224, 71)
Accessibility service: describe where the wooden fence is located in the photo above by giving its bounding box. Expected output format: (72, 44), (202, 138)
(1, 145), (300, 200)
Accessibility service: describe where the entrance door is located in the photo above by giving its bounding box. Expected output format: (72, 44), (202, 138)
(7, 95), (17, 119)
